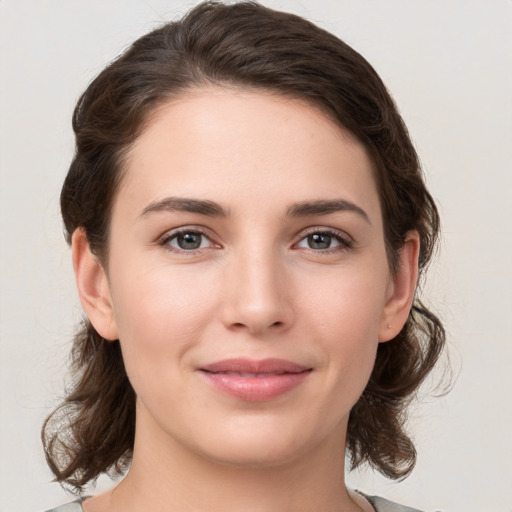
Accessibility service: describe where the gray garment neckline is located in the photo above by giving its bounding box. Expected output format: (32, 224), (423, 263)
(46, 492), (425, 512)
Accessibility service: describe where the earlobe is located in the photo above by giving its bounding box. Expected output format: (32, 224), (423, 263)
(378, 231), (420, 342)
(72, 228), (118, 341)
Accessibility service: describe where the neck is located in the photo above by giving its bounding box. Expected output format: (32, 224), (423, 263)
(109, 428), (360, 512)
(96, 406), (364, 512)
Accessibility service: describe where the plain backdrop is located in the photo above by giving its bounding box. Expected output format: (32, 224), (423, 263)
(1, 1), (511, 511)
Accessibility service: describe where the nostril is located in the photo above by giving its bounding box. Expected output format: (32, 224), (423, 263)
(229, 320), (285, 332)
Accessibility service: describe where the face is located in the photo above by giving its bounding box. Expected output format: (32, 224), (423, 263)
(79, 88), (413, 469)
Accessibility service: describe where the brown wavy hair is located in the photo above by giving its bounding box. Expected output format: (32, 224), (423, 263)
(43, 0), (446, 491)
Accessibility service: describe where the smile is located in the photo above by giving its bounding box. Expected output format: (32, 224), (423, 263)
(199, 358), (312, 401)
(211, 371), (288, 377)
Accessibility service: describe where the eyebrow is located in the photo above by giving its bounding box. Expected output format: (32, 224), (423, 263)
(287, 199), (371, 225)
(139, 196), (370, 225)
(139, 197), (230, 218)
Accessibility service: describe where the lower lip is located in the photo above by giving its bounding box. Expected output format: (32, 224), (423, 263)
(200, 370), (311, 401)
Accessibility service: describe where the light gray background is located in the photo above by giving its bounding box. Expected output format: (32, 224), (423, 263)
(1, 1), (511, 511)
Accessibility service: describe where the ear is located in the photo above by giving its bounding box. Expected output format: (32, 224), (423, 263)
(72, 228), (118, 341)
(378, 231), (420, 342)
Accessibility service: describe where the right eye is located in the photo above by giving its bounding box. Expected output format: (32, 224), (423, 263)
(161, 229), (214, 252)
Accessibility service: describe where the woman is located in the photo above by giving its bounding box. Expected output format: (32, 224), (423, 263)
(42, 2), (445, 511)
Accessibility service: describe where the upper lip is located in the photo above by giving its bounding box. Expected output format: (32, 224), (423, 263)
(200, 358), (311, 375)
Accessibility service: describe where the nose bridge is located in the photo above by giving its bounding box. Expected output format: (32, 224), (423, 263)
(222, 237), (293, 334)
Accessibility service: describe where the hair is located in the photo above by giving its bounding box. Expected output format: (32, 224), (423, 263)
(43, 0), (446, 491)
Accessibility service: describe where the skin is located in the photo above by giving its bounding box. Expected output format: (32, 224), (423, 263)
(73, 88), (419, 512)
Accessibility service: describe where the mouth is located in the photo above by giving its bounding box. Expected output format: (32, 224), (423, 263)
(199, 358), (312, 401)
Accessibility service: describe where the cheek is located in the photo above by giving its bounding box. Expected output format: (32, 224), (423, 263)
(301, 261), (389, 393)
(109, 263), (219, 376)
(302, 261), (389, 339)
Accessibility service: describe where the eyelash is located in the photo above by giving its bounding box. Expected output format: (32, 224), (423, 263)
(293, 228), (353, 254)
(158, 227), (216, 254)
(157, 227), (353, 255)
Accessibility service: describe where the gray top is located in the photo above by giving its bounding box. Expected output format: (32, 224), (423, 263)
(43, 501), (84, 512)
(367, 495), (424, 512)
(43, 494), (425, 512)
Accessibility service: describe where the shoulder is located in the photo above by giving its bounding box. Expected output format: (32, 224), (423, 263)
(41, 499), (84, 512)
(365, 494), (426, 512)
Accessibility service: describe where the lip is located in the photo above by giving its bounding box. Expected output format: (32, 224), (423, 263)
(198, 358), (312, 401)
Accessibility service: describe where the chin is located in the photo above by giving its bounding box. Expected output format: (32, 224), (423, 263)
(202, 438), (307, 469)
(186, 414), (335, 470)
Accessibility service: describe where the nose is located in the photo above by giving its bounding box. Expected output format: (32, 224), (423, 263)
(220, 245), (294, 336)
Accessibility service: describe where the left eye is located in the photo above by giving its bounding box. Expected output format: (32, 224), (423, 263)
(296, 232), (347, 250)
(166, 231), (212, 251)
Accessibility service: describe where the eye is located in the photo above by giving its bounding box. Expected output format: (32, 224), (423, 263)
(295, 230), (352, 251)
(161, 229), (215, 252)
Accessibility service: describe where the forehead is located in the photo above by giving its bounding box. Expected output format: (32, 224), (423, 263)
(118, 87), (380, 220)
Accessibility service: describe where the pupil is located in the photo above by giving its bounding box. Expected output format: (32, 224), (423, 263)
(178, 232), (201, 249)
(309, 233), (331, 249)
